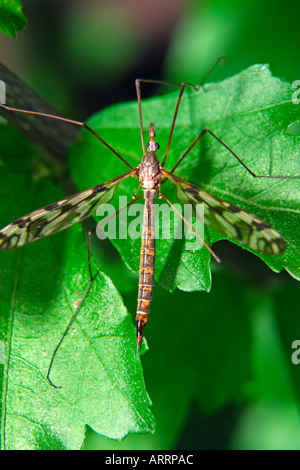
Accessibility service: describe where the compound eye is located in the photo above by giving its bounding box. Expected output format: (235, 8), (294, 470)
(146, 141), (160, 151)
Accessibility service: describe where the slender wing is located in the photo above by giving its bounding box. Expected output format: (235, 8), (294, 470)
(0, 171), (132, 250)
(163, 170), (285, 255)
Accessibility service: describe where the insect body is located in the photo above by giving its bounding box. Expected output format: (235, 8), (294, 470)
(136, 126), (161, 350)
(0, 76), (292, 368)
(0, 120), (286, 349)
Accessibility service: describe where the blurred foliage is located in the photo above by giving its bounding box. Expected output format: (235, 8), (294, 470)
(0, 0), (27, 38)
(165, 0), (300, 85)
(0, 0), (300, 450)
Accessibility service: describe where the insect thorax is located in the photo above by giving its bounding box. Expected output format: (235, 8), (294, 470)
(139, 151), (162, 190)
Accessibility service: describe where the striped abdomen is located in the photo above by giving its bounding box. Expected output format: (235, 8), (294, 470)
(136, 189), (156, 350)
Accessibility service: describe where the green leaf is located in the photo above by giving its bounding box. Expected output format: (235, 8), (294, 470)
(83, 270), (253, 450)
(0, 65), (299, 449)
(70, 64), (300, 291)
(0, 0), (27, 38)
(0, 129), (154, 450)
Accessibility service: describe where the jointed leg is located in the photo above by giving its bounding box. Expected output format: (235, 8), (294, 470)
(135, 78), (198, 161)
(87, 193), (143, 281)
(46, 276), (95, 388)
(47, 193), (143, 387)
(0, 103), (133, 170)
(136, 55), (226, 163)
(160, 192), (221, 263)
(170, 127), (300, 179)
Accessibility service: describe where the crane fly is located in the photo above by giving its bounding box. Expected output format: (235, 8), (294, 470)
(0, 75), (294, 385)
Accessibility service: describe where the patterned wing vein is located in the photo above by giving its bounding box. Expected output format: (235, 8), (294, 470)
(163, 170), (285, 255)
(0, 171), (131, 250)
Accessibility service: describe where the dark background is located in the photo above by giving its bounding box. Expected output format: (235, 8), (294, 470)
(2, 0), (300, 121)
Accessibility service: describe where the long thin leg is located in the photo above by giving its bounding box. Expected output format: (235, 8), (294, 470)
(135, 79), (146, 155)
(199, 55), (226, 86)
(46, 276), (95, 388)
(160, 192), (221, 263)
(162, 56), (226, 166)
(135, 55), (225, 100)
(87, 193), (143, 281)
(135, 78), (192, 155)
(0, 104), (133, 170)
(170, 127), (300, 179)
(136, 56), (226, 165)
(162, 82), (197, 167)
(135, 79), (198, 162)
(47, 193), (143, 387)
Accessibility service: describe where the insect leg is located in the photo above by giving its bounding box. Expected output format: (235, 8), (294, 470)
(136, 56), (225, 166)
(46, 276), (95, 388)
(47, 194), (144, 387)
(135, 78), (198, 159)
(198, 55), (226, 87)
(0, 103), (133, 169)
(161, 56), (226, 167)
(160, 192), (221, 263)
(169, 127), (300, 179)
(87, 193), (143, 281)
(135, 79), (146, 155)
